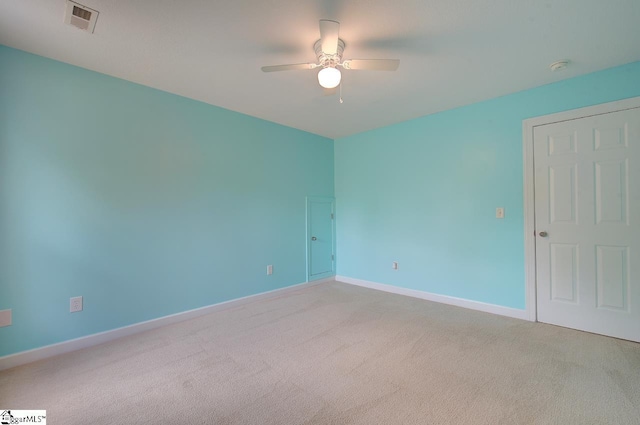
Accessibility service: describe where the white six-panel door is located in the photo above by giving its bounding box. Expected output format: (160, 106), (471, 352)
(534, 107), (639, 342)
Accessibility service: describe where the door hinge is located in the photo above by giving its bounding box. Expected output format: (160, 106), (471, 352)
(332, 254), (334, 261)
(331, 213), (334, 219)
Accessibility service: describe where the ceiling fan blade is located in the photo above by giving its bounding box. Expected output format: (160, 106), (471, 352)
(342, 59), (400, 71)
(319, 20), (340, 54)
(323, 86), (338, 96)
(261, 63), (318, 72)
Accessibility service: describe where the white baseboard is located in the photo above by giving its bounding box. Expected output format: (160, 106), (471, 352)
(336, 275), (530, 321)
(0, 278), (334, 371)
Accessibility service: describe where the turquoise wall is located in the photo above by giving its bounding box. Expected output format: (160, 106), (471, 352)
(0, 46), (334, 357)
(2, 42), (639, 358)
(335, 61), (640, 309)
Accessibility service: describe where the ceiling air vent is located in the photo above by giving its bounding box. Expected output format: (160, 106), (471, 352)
(64, 1), (99, 33)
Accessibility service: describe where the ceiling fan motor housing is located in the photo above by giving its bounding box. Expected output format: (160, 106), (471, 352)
(314, 39), (345, 68)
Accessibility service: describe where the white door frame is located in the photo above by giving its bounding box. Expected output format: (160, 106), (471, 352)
(522, 96), (640, 322)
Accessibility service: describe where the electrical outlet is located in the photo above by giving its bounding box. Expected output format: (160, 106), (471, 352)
(267, 265), (273, 275)
(0, 309), (11, 327)
(392, 261), (399, 270)
(496, 207), (505, 219)
(70, 296), (83, 313)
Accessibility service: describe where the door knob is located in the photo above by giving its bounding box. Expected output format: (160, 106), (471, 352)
(311, 236), (317, 241)
(539, 231), (548, 237)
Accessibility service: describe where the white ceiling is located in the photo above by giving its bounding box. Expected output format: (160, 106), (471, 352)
(1, 0), (639, 139)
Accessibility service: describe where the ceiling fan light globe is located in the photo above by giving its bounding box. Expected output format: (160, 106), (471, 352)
(318, 67), (341, 89)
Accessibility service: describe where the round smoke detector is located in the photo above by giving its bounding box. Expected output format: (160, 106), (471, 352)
(550, 60), (570, 71)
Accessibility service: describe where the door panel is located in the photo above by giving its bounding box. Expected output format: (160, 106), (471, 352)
(549, 164), (577, 223)
(534, 107), (639, 342)
(594, 160), (628, 224)
(595, 245), (629, 311)
(549, 243), (578, 303)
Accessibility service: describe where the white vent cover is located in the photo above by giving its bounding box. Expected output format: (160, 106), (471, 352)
(64, 1), (99, 33)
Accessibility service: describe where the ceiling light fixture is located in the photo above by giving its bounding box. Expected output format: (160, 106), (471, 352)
(318, 67), (341, 88)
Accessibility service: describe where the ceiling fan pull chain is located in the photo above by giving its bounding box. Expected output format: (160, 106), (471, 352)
(339, 82), (344, 104)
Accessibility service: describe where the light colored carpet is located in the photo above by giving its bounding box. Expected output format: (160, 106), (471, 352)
(1, 281), (639, 424)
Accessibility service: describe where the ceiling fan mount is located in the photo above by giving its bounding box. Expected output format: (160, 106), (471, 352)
(261, 20), (399, 91)
(313, 38), (345, 69)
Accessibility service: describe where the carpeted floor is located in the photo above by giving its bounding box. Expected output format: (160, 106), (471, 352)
(1, 281), (639, 424)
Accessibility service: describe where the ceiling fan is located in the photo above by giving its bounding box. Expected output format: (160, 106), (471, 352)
(261, 20), (400, 92)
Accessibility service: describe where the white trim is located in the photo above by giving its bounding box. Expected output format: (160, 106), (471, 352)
(523, 96), (640, 129)
(336, 275), (530, 321)
(522, 96), (640, 323)
(523, 114), (538, 322)
(0, 278), (334, 371)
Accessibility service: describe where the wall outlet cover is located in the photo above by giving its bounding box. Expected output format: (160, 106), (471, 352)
(70, 296), (83, 313)
(0, 309), (11, 327)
